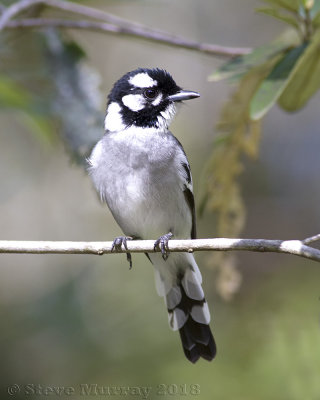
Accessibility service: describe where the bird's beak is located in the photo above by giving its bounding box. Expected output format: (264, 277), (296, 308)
(168, 90), (200, 102)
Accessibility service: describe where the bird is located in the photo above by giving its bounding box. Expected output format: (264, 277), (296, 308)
(88, 68), (216, 363)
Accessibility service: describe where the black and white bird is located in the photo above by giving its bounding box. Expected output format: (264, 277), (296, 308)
(88, 68), (216, 363)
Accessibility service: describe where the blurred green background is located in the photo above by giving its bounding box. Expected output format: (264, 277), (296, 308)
(1, 0), (320, 399)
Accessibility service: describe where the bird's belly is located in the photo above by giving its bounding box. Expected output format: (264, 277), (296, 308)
(89, 133), (192, 240)
(105, 170), (190, 240)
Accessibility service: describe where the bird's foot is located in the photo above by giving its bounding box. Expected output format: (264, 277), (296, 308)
(111, 236), (133, 269)
(154, 232), (174, 261)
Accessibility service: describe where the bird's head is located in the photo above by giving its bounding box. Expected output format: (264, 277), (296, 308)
(104, 68), (200, 133)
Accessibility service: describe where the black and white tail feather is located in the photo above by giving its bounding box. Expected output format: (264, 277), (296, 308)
(88, 68), (217, 363)
(151, 249), (216, 363)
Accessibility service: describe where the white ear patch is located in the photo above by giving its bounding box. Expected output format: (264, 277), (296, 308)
(129, 72), (157, 88)
(152, 93), (163, 106)
(104, 102), (125, 132)
(122, 94), (145, 112)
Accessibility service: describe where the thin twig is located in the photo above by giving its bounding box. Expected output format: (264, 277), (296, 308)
(0, 0), (251, 57)
(5, 18), (251, 57)
(0, 0), (158, 31)
(1, 238), (320, 263)
(303, 233), (320, 245)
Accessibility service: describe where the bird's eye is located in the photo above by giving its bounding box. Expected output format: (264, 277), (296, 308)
(143, 88), (158, 99)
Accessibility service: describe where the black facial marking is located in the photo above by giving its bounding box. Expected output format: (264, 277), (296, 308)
(107, 68), (181, 128)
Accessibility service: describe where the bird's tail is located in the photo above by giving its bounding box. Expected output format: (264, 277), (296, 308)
(151, 252), (216, 363)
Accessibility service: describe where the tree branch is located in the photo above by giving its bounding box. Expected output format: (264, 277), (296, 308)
(0, 0), (251, 58)
(303, 233), (320, 245)
(1, 237), (320, 263)
(5, 17), (251, 57)
(0, 0), (157, 31)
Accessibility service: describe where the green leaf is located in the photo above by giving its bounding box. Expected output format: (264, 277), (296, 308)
(209, 40), (291, 82)
(256, 7), (300, 28)
(278, 30), (320, 111)
(18, 112), (55, 146)
(261, 0), (300, 12)
(63, 40), (87, 62)
(0, 29), (103, 161)
(0, 77), (30, 108)
(0, 76), (56, 145)
(250, 44), (308, 120)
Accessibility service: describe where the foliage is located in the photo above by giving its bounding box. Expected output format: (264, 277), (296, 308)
(202, 0), (320, 233)
(201, 59), (279, 299)
(214, 0), (320, 119)
(43, 30), (104, 163)
(199, 0), (320, 296)
(0, 27), (104, 162)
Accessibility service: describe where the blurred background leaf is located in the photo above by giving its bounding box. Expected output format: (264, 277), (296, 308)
(256, 7), (300, 28)
(43, 30), (104, 163)
(0, 26), (104, 163)
(203, 0), (320, 267)
(250, 43), (307, 120)
(200, 60), (277, 300)
(0, 76), (31, 108)
(208, 39), (292, 83)
(261, 0), (300, 12)
(278, 29), (320, 111)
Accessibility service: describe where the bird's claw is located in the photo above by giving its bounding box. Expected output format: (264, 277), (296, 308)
(154, 232), (173, 261)
(111, 236), (133, 269)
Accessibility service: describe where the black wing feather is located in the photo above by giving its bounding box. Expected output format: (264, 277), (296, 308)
(183, 187), (196, 239)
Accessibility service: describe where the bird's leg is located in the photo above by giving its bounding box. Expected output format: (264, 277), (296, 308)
(111, 236), (133, 269)
(154, 232), (174, 261)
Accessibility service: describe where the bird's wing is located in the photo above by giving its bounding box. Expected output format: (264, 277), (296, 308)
(182, 170), (197, 239)
(172, 135), (197, 240)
